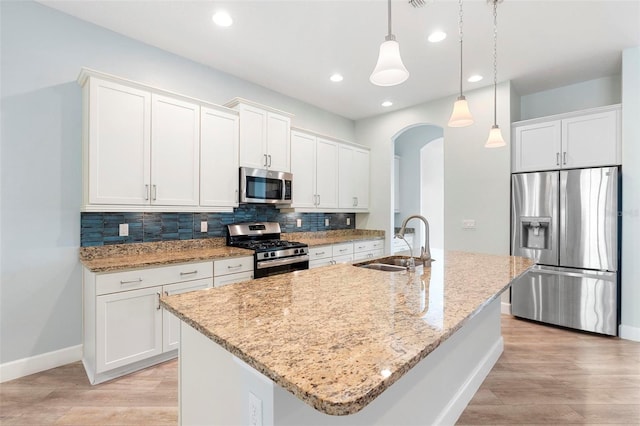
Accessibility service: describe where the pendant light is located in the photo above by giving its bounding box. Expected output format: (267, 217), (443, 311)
(370, 0), (409, 86)
(448, 0), (474, 127)
(485, 0), (506, 148)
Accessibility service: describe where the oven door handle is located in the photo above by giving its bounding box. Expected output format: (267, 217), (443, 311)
(256, 255), (310, 269)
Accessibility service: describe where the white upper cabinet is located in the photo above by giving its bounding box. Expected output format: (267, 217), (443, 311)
(79, 69), (240, 212)
(291, 128), (368, 212)
(87, 77), (151, 205)
(315, 137), (339, 209)
(512, 105), (621, 173)
(200, 107), (240, 207)
(338, 145), (370, 210)
(151, 94), (200, 206)
(226, 98), (293, 172)
(290, 130), (317, 208)
(290, 130), (338, 209)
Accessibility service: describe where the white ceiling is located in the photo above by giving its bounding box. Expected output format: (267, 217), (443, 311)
(39, 0), (640, 120)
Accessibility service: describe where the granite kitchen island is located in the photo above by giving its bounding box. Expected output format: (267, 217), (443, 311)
(161, 250), (533, 425)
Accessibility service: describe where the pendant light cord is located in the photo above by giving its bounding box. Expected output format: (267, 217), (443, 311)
(492, 0), (498, 126)
(458, 0), (464, 97)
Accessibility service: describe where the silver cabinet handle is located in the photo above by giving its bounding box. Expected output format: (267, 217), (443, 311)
(563, 151), (567, 165)
(227, 264), (243, 269)
(157, 292), (161, 310)
(314, 194), (318, 206)
(152, 184), (157, 201)
(235, 189), (239, 203)
(556, 152), (560, 166)
(180, 270), (198, 276)
(357, 245), (365, 250)
(317, 194), (321, 206)
(144, 184), (149, 201)
(120, 278), (142, 285)
(268, 155), (272, 167)
(263, 154), (268, 167)
(164, 291), (169, 296)
(316, 251), (325, 256)
(339, 248), (348, 252)
(355, 197), (358, 206)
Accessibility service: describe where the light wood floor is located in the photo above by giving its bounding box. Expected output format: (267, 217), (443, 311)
(1, 315), (639, 425)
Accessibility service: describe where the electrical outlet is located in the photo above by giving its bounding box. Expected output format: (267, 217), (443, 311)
(296, 218), (302, 227)
(325, 218), (329, 227)
(248, 392), (262, 426)
(119, 223), (129, 237)
(346, 217), (351, 225)
(200, 221), (208, 232)
(462, 219), (476, 229)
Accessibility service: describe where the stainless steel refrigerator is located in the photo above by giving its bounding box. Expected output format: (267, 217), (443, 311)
(511, 167), (619, 335)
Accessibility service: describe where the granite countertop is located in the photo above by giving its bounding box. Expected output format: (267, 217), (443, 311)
(79, 238), (252, 273)
(161, 250), (533, 416)
(79, 230), (386, 273)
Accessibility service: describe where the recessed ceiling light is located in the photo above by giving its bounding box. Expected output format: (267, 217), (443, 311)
(212, 11), (233, 27)
(427, 31), (447, 43)
(330, 73), (344, 82)
(468, 75), (483, 83)
(381, 101), (393, 107)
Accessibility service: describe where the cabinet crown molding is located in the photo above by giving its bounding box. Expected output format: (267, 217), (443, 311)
(224, 97), (294, 118)
(291, 127), (368, 151)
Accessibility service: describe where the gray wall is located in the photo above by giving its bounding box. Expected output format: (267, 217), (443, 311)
(519, 75), (622, 120)
(621, 47), (640, 339)
(0, 1), (355, 364)
(356, 82), (513, 257)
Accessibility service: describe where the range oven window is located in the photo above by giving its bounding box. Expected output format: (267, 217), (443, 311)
(246, 176), (284, 200)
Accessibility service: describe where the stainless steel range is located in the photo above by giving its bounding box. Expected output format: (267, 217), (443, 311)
(226, 222), (309, 278)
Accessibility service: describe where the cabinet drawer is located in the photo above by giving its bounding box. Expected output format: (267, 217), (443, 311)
(354, 239), (384, 253)
(214, 256), (253, 276)
(308, 245), (332, 260)
(214, 271), (254, 287)
(163, 278), (213, 296)
(333, 254), (354, 264)
(309, 258), (333, 269)
(96, 261), (213, 296)
(332, 243), (354, 257)
(354, 249), (384, 261)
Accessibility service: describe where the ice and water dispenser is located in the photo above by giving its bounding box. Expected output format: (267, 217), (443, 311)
(519, 216), (551, 250)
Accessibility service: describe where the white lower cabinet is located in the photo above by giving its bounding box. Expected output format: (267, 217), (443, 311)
(392, 234), (414, 255)
(353, 239), (385, 261)
(84, 261), (213, 384)
(309, 240), (383, 269)
(162, 279), (213, 352)
(214, 256), (254, 286)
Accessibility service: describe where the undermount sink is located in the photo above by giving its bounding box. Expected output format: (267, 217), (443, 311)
(354, 255), (435, 272)
(358, 263), (407, 272)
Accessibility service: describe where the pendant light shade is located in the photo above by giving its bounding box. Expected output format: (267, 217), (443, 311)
(448, 96), (474, 127)
(448, 0), (474, 127)
(370, 0), (409, 87)
(485, 124), (506, 148)
(370, 38), (410, 86)
(485, 0), (506, 148)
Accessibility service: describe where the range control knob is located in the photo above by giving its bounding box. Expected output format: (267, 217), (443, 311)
(294, 249), (299, 254)
(263, 253), (269, 259)
(270, 252), (276, 257)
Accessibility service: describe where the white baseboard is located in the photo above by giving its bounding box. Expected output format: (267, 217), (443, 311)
(619, 324), (640, 342)
(0, 345), (82, 383)
(501, 301), (511, 315)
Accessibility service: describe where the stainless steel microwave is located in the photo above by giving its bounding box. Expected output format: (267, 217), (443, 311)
(239, 167), (292, 204)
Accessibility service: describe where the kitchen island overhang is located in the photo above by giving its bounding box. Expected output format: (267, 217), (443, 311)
(162, 250), (533, 425)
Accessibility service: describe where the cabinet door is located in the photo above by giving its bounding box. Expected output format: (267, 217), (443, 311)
(338, 145), (354, 208)
(151, 94), (200, 206)
(562, 110), (620, 168)
(96, 286), (162, 373)
(162, 278), (213, 353)
(290, 131), (317, 208)
(200, 107), (239, 207)
(238, 104), (268, 169)
(213, 271), (254, 287)
(513, 121), (561, 172)
(316, 138), (339, 208)
(266, 112), (291, 172)
(353, 148), (370, 210)
(88, 78), (151, 205)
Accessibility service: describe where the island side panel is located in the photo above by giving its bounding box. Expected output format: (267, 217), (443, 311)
(272, 298), (503, 425)
(180, 322), (242, 426)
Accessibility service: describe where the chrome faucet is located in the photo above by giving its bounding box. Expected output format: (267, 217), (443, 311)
(395, 214), (431, 267)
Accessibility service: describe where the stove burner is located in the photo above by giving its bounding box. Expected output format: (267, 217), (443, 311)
(236, 239), (306, 252)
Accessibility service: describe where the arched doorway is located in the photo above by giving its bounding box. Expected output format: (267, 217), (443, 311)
(392, 124), (444, 256)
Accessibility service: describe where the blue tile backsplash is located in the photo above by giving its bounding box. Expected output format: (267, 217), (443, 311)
(81, 205), (356, 246)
